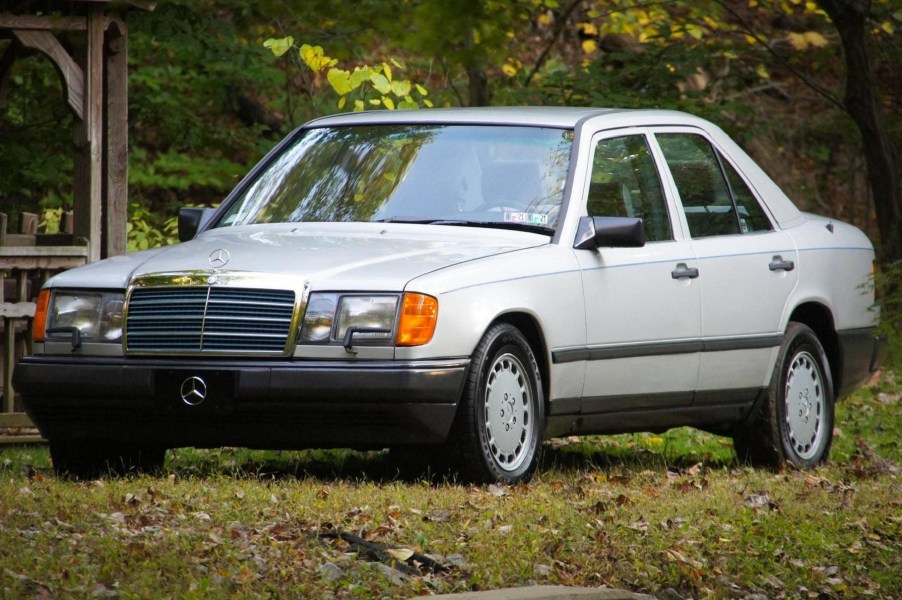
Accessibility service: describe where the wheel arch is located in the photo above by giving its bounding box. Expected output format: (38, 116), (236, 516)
(787, 301), (840, 395)
(489, 311), (551, 413)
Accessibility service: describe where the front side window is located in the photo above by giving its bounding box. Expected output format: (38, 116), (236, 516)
(587, 135), (672, 242)
(216, 125), (573, 232)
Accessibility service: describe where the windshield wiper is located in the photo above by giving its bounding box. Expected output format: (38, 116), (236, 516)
(373, 217), (554, 235)
(373, 216), (439, 224)
(429, 220), (555, 236)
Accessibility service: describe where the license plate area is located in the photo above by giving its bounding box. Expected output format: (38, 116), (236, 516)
(155, 369), (236, 414)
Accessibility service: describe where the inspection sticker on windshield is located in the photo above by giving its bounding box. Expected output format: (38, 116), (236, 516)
(504, 212), (548, 226)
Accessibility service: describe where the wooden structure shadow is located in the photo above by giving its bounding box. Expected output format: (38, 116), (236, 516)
(0, 1), (152, 431)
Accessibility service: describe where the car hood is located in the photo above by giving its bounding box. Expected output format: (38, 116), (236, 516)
(47, 222), (549, 291)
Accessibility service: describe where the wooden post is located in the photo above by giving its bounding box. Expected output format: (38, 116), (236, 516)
(73, 6), (105, 264)
(104, 17), (128, 258)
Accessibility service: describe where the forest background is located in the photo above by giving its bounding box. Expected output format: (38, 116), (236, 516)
(0, 0), (899, 273)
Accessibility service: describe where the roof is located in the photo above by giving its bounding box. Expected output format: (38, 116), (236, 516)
(308, 106), (627, 129)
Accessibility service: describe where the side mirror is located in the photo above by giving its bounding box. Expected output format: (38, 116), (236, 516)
(178, 207), (217, 242)
(574, 216), (645, 250)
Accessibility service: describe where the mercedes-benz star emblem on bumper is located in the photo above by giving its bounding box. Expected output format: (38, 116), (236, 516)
(208, 248), (230, 269)
(180, 376), (207, 406)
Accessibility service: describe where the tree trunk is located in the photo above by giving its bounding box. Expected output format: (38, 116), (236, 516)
(817, 0), (902, 264)
(467, 66), (490, 107)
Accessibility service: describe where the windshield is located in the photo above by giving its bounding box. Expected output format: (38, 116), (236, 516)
(216, 124), (573, 232)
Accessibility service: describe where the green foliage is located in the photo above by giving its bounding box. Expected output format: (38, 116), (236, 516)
(126, 203), (178, 252)
(1, 0), (898, 254)
(876, 261), (902, 369)
(264, 40), (432, 111)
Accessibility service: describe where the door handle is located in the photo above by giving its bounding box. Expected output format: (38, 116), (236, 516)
(671, 264), (699, 279)
(769, 257), (795, 272)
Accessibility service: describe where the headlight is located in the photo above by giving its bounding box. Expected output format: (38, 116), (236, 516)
(334, 296), (398, 342)
(299, 292), (437, 347)
(45, 291), (125, 343)
(299, 293), (339, 342)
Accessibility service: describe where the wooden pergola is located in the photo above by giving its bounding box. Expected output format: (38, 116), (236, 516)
(0, 0), (152, 432)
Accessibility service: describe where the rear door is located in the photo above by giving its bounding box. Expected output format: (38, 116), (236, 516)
(653, 129), (798, 403)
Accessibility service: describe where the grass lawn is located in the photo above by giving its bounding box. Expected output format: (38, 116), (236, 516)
(1, 370), (899, 599)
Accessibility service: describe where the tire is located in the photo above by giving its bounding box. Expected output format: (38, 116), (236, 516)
(734, 322), (834, 469)
(50, 441), (166, 479)
(448, 323), (545, 484)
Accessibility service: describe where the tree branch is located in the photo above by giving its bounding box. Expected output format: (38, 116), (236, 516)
(524, 0), (583, 87)
(712, 0), (845, 112)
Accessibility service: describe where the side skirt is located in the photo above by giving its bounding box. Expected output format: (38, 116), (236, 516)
(545, 388), (765, 437)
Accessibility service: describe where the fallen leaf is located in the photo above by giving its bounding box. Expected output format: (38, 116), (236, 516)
(385, 548), (414, 562)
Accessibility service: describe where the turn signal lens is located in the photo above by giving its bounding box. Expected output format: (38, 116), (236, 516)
(33, 289), (50, 342)
(397, 293), (438, 346)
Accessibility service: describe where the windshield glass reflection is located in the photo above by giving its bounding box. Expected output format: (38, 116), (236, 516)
(217, 125), (573, 232)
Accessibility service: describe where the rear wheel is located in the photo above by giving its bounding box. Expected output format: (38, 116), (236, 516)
(50, 441), (166, 479)
(449, 323), (545, 483)
(734, 322), (834, 469)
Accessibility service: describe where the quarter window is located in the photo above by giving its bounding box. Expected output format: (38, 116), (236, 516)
(587, 135), (672, 242)
(721, 157), (773, 233)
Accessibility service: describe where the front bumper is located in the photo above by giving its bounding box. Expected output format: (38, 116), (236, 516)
(14, 356), (469, 449)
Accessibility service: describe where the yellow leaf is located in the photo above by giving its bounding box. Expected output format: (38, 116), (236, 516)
(787, 31), (808, 50)
(386, 548), (414, 561)
(580, 22), (598, 36)
(756, 63), (770, 79)
(538, 13), (553, 26)
(337, 96), (346, 110)
(299, 44), (337, 71)
(502, 62), (518, 77)
(370, 73), (391, 95)
(423, 99), (434, 108)
(326, 68), (353, 95)
(263, 36), (294, 57)
(881, 21), (895, 35)
(803, 31), (828, 47)
(354, 100), (365, 112)
(382, 96), (395, 110)
(685, 24), (703, 40)
(744, 33), (758, 45)
(415, 84), (428, 96)
(582, 39), (598, 54)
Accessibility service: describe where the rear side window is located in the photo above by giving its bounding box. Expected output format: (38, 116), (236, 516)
(721, 157), (773, 233)
(587, 135), (672, 242)
(657, 133), (773, 237)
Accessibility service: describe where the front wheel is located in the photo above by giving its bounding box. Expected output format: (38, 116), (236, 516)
(734, 322), (834, 469)
(448, 323), (545, 484)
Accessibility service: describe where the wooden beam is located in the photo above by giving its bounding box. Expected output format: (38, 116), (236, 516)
(104, 17), (128, 258)
(0, 413), (37, 429)
(11, 29), (84, 119)
(0, 15), (87, 31)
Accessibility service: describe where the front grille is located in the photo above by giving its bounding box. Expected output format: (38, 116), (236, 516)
(126, 287), (296, 353)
